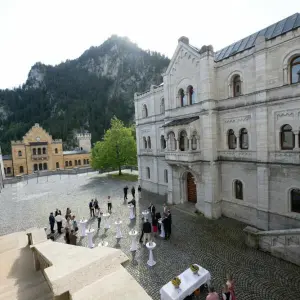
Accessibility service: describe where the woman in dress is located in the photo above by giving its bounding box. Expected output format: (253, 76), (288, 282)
(226, 274), (236, 300)
(222, 284), (232, 300)
(152, 215), (158, 237)
(64, 228), (71, 244)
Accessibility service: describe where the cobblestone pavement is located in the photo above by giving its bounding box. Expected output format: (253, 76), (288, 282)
(1, 172), (300, 300)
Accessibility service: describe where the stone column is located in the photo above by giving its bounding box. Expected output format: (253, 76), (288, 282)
(293, 131), (299, 150)
(236, 136), (240, 150)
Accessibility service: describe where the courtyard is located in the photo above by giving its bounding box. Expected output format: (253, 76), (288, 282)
(0, 171), (300, 300)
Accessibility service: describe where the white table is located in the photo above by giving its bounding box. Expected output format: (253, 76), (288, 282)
(129, 230), (138, 251)
(98, 241), (108, 247)
(115, 220), (123, 239)
(86, 228), (95, 248)
(159, 219), (165, 238)
(103, 213), (110, 229)
(79, 219), (88, 237)
(146, 242), (156, 267)
(128, 204), (135, 220)
(159, 264), (211, 300)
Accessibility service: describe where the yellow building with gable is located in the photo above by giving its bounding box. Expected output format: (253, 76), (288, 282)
(2, 123), (91, 177)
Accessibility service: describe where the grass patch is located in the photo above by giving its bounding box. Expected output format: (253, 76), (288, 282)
(107, 173), (138, 182)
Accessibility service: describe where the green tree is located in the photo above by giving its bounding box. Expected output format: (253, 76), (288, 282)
(91, 117), (137, 175)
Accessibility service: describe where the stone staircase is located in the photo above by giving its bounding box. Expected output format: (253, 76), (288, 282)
(0, 233), (52, 300)
(244, 227), (300, 266)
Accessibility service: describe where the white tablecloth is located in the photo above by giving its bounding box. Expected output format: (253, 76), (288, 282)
(160, 264), (211, 300)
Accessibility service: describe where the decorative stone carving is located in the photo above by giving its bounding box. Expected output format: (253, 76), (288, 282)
(276, 110), (295, 121)
(224, 115), (251, 124)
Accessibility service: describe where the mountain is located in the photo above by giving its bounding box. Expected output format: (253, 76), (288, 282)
(0, 35), (170, 154)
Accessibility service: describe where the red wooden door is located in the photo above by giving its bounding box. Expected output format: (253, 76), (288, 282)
(187, 172), (197, 203)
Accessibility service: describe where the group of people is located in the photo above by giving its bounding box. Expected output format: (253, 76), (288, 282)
(204, 275), (236, 300)
(139, 202), (172, 245)
(123, 185), (141, 201)
(48, 207), (78, 245)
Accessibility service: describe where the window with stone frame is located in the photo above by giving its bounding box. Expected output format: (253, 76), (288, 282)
(233, 75), (241, 97)
(19, 166), (24, 173)
(280, 124), (294, 150)
(69, 161), (72, 167)
(18, 150), (22, 157)
(42, 147), (46, 154)
(168, 132), (176, 151)
(43, 163), (48, 170)
(179, 130), (189, 151)
(240, 128), (249, 149)
(191, 132), (198, 150)
(33, 148), (36, 155)
(65, 161), (68, 167)
(234, 180), (243, 200)
(160, 135), (166, 149)
(7, 167), (11, 174)
(290, 56), (300, 84)
(142, 104), (148, 118)
(143, 137), (147, 149)
(187, 85), (195, 104)
(147, 136), (151, 149)
(78, 160), (81, 165)
(38, 163), (42, 170)
(83, 159), (86, 165)
(164, 169), (168, 183)
(228, 129), (237, 149)
(34, 164), (38, 171)
(56, 162), (59, 169)
(75, 160), (78, 166)
(38, 148), (41, 155)
(55, 148), (58, 154)
(146, 167), (150, 179)
(291, 188), (300, 213)
(179, 88), (186, 106)
(4, 168), (6, 174)
(160, 98), (165, 114)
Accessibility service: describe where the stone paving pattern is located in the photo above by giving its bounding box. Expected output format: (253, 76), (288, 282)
(1, 171), (300, 300)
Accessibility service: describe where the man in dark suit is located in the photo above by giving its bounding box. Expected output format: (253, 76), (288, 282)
(142, 218), (152, 245)
(148, 203), (156, 216)
(123, 186), (128, 201)
(167, 210), (172, 238)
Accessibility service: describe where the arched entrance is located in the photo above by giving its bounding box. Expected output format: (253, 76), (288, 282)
(187, 172), (197, 202)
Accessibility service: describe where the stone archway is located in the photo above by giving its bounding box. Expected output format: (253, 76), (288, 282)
(187, 172), (197, 203)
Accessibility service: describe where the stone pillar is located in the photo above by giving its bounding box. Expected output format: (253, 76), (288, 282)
(293, 131), (299, 150)
(243, 226), (260, 249)
(236, 136), (240, 150)
(167, 166), (173, 204)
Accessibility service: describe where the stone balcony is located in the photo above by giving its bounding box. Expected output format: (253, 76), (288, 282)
(218, 150), (257, 162)
(165, 150), (202, 162)
(269, 151), (300, 165)
(31, 154), (49, 161)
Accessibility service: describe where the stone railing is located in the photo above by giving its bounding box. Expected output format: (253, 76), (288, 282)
(218, 150), (257, 162)
(165, 151), (202, 162)
(269, 151), (300, 165)
(31, 154), (49, 161)
(244, 226), (300, 266)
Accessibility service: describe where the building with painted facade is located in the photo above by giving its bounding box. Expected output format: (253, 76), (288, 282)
(2, 123), (91, 177)
(135, 13), (300, 230)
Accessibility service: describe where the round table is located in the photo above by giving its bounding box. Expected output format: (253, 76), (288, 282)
(146, 242), (156, 267)
(103, 213), (110, 229)
(142, 210), (149, 220)
(98, 241), (108, 247)
(79, 219), (88, 237)
(115, 220), (123, 239)
(159, 219), (165, 238)
(129, 230), (138, 251)
(128, 204), (135, 220)
(86, 228), (95, 248)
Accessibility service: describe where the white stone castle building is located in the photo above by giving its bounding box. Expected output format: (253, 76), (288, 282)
(135, 13), (300, 230)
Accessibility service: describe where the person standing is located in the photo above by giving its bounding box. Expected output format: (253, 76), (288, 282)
(89, 199), (94, 217)
(107, 196), (112, 213)
(152, 214), (158, 237)
(94, 198), (99, 214)
(131, 186), (135, 198)
(55, 211), (63, 234)
(138, 185), (142, 199)
(162, 213), (169, 240)
(139, 217), (145, 243)
(49, 212), (55, 234)
(226, 274), (236, 300)
(128, 197), (136, 215)
(97, 207), (103, 229)
(69, 229), (77, 245)
(65, 208), (71, 220)
(142, 218), (152, 245)
(64, 228), (71, 244)
(206, 287), (219, 300)
(148, 203), (156, 216)
(55, 209), (59, 217)
(123, 186), (128, 201)
(72, 215), (78, 232)
(167, 210), (172, 238)
(222, 284), (232, 300)
(155, 211), (162, 233)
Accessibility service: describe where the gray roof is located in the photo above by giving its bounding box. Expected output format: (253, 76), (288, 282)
(215, 13), (300, 62)
(2, 155), (12, 160)
(63, 150), (89, 155)
(162, 116), (199, 128)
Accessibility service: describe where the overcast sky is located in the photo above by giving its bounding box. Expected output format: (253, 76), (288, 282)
(0, 0), (299, 89)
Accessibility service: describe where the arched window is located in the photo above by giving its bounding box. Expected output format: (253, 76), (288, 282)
(228, 129), (237, 149)
(143, 137), (147, 149)
(69, 161), (72, 166)
(38, 163), (43, 170)
(179, 131), (189, 151)
(160, 98), (165, 114)
(34, 164), (38, 171)
(18, 150), (22, 157)
(55, 148), (58, 154)
(56, 162), (59, 169)
(233, 75), (241, 97)
(291, 189), (300, 213)
(38, 148), (41, 155)
(7, 167), (11, 174)
(291, 56), (300, 84)
(160, 135), (166, 149)
(168, 132), (177, 151)
(43, 163), (47, 170)
(78, 160), (81, 165)
(187, 85), (195, 104)
(65, 161), (69, 167)
(146, 167), (150, 179)
(281, 124), (294, 150)
(179, 88), (186, 106)
(164, 169), (168, 183)
(87, 159), (89, 164)
(4, 168), (6, 174)
(142, 104), (148, 118)
(83, 159), (86, 165)
(191, 132), (198, 150)
(234, 180), (243, 200)
(240, 128), (249, 150)
(75, 160), (78, 166)
(147, 136), (151, 149)
(33, 148), (36, 155)
(42, 147), (46, 154)
(19, 166), (24, 173)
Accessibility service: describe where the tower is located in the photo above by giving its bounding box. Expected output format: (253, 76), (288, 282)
(76, 132), (91, 152)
